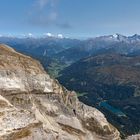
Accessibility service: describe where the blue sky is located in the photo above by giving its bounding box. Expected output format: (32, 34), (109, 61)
(0, 0), (140, 38)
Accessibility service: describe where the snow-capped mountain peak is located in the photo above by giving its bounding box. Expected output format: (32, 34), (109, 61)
(113, 33), (119, 38)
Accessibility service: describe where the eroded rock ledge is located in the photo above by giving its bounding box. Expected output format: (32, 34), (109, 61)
(0, 44), (120, 140)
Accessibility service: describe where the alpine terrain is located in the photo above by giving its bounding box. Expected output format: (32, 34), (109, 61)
(0, 44), (120, 140)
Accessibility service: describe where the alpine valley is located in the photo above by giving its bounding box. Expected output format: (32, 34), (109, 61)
(0, 44), (120, 140)
(0, 34), (140, 139)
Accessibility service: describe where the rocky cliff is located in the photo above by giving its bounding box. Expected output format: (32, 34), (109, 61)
(0, 44), (120, 140)
(126, 134), (140, 140)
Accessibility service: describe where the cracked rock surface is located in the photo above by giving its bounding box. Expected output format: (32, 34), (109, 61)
(0, 44), (120, 140)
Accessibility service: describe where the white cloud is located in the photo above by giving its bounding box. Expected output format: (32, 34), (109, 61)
(37, 0), (58, 10)
(38, 0), (49, 9)
(48, 12), (57, 21)
(44, 32), (53, 37)
(29, 0), (71, 29)
(29, 0), (58, 25)
(28, 33), (33, 37)
(57, 34), (63, 38)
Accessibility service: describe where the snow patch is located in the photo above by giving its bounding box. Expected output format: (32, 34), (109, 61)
(44, 32), (53, 37)
(113, 34), (118, 38)
(57, 34), (63, 39)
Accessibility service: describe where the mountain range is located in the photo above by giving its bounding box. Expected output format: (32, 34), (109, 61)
(0, 34), (140, 138)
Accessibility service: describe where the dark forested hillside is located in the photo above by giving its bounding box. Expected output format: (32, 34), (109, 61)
(58, 53), (140, 136)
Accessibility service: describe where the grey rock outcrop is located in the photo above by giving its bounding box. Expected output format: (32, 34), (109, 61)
(126, 134), (140, 140)
(0, 44), (120, 140)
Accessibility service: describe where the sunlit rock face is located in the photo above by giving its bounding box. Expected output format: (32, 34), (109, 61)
(0, 44), (120, 140)
(126, 134), (140, 140)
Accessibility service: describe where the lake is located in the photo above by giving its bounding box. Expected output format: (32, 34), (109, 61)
(100, 101), (126, 117)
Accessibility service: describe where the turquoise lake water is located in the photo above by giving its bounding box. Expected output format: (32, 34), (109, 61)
(100, 101), (126, 117)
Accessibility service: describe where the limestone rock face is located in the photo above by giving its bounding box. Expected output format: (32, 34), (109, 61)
(0, 44), (120, 140)
(126, 134), (140, 140)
